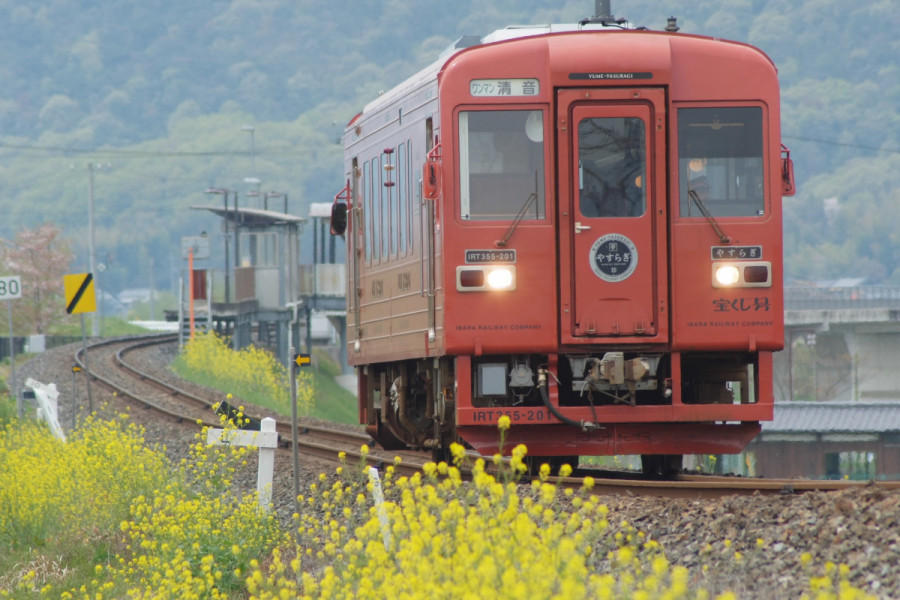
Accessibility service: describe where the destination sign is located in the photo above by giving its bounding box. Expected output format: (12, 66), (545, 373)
(470, 79), (540, 97)
(711, 246), (763, 260)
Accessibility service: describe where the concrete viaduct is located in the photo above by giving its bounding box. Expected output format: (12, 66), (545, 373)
(776, 286), (900, 402)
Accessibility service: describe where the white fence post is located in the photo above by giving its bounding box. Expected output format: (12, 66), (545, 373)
(256, 417), (276, 509)
(206, 416), (279, 511)
(24, 378), (66, 442)
(368, 466), (391, 551)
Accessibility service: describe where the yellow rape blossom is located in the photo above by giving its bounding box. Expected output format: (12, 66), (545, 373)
(1, 399), (879, 599)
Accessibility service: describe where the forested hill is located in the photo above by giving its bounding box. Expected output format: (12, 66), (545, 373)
(0, 0), (898, 294)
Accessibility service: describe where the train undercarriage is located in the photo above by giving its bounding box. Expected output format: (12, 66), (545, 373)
(359, 350), (768, 476)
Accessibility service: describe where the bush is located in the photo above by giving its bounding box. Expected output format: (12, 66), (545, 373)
(0, 415), (285, 598)
(173, 332), (314, 416)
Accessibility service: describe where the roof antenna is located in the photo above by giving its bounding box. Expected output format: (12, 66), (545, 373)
(581, 1), (626, 26)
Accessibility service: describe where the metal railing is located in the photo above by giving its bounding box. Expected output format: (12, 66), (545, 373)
(299, 264), (346, 297)
(785, 286), (900, 311)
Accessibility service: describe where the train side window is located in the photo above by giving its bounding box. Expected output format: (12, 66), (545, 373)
(406, 139), (414, 251)
(459, 109), (545, 221)
(386, 148), (397, 256)
(678, 107), (764, 217)
(577, 117), (646, 218)
(371, 157), (380, 261)
(351, 157), (359, 241)
(363, 159), (372, 262)
(373, 158), (381, 262)
(398, 141), (408, 254)
(380, 154), (388, 259)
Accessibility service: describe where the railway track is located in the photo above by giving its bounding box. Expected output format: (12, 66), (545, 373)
(73, 334), (900, 498)
(72, 334), (388, 465)
(561, 470), (900, 499)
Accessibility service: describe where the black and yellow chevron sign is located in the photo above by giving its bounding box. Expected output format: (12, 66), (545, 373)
(64, 273), (97, 315)
(294, 353), (311, 367)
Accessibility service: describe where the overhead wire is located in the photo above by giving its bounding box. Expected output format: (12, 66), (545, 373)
(783, 135), (900, 155)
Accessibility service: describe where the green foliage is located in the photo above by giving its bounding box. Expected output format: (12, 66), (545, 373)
(0, 0), (897, 294)
(48, 317), (155, 337)
(125, 290), (177, 321)
(172, 332), (315, 417)
(248, 437), (876, 599)
(0, 414), (881, 598)
(307, 348), (359, 425)
(0, 415), (285, 598)
(0, 380), (14, 426)
(0, 415), (172, 551)
(304, 368), (359, 426)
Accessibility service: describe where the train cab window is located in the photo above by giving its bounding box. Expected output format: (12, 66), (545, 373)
(678, 107), (764, 218)
(458, 110), (545, 221)
(578, 117), (646, 218)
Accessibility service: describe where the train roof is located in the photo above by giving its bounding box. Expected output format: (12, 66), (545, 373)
(354, 21), (771, 126)
(479, 21), (641, 44)
(355, 21), (639, 123)
(763, 402), (900, 434)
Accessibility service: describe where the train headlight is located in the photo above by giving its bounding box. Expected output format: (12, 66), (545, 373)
(456, 265), (516, 292)
(714, 264), (741, 286)
(711, 261), (772, 288)
(486, 267), (514, 290)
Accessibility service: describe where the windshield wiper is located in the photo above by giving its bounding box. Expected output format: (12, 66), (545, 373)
(496, 171), (540, 247)
(688, 189), (731, 244)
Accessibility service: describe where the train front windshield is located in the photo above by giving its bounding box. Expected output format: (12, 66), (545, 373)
(458, 110), (546, 221)
(678, 106), (765, 218)
(577, 116), (647, 218)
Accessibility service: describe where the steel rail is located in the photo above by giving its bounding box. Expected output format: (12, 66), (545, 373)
(74, 335), (900, 498)
(74, 334), (386, 461)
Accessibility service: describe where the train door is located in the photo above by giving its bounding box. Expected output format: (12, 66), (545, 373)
(558, 88), (668, 343)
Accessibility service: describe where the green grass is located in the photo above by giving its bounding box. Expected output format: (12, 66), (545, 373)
(303, 348), (359, 424)
(173, 363), (361, 424)
(171, 340), (360, 427)
(305, 366), (358, 425)
(50, 316), (155, 337)
(0, 416), (283, 598)
(0, 394), (16, 426)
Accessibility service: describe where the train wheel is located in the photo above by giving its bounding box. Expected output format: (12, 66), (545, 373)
(641, 454), (683, 479)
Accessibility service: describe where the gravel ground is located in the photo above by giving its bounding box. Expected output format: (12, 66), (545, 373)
(14, 341), (900, 598)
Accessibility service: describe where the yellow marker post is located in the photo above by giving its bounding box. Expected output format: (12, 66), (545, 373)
(64, 273), (97, 314)
(64, 272), (96, 414)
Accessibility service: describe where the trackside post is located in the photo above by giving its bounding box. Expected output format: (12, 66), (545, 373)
(206, 416), (278, 511)
(368, 466), (391, 550)
(24, 378), (66, 442)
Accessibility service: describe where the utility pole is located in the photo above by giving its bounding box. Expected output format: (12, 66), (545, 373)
(85, 163), (110, 336)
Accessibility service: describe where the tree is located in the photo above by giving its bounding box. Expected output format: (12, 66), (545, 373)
(1, 224), (75, 334)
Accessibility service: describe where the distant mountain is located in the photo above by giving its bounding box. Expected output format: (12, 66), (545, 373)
(0, 0), (897, 295)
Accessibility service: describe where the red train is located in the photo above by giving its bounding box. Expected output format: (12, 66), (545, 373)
(330, 5), (795, 474)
